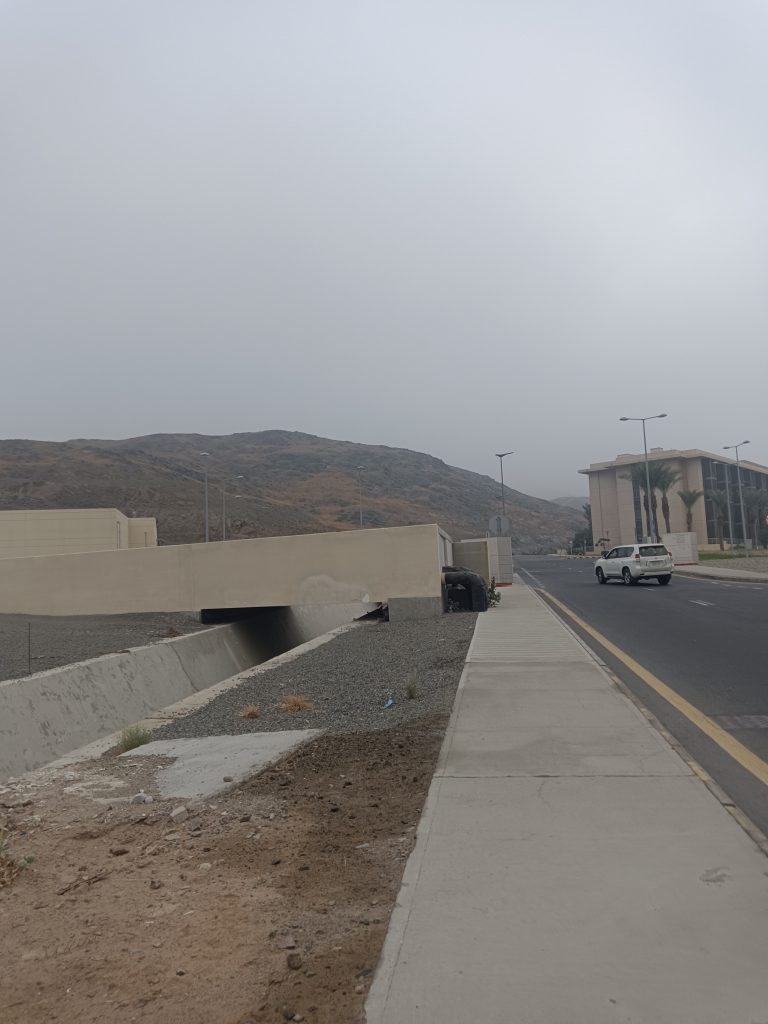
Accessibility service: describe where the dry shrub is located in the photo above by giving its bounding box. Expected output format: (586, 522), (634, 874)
(277, 695), (313, 713)
(240, 705), (261, 719)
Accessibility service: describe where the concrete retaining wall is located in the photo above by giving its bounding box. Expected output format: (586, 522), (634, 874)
(0, 602), (369, 780)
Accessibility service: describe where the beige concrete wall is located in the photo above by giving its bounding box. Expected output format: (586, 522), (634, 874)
(589, 471), (620, 549)
(452, 539), (490, 580)
(487, 536), (514, 584)
(0, 524), (444, 616)
(0, 601), (369, 779)
(127, 517), (158, 548)
(662, 533), (698, 564)
(0, 508), (158, 559)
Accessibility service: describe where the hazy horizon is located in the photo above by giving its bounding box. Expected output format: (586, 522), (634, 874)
(3, 2), (766, 499)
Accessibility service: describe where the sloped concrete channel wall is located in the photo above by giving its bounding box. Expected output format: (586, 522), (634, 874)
(0, 603), (368, 780)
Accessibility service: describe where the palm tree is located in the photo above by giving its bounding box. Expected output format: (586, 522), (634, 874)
(655, 465), (682, 534)
(743, 488), (768, 549)
(677, 488), (704, 533)
(621, 461), (673, 540)
(706, 490), (729, 551)
(621, 464), (653, 539)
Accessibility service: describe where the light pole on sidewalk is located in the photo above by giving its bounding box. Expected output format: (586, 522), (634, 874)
(200, 452), (210, 542)
(619, 414), (667, 541)
(495, 451), (514, 520)
(723, 441), (750, 557)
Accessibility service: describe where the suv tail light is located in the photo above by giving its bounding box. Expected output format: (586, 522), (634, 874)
(634, 552), (640, 560)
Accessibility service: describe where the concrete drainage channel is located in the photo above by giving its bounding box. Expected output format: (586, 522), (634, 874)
(0, 602), (374, 781)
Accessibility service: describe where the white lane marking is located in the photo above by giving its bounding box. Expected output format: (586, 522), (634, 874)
(519, 567), (544, 588)
(690, 599), (714, 607)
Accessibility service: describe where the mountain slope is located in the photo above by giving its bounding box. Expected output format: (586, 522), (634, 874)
(0, 431), (581, 552)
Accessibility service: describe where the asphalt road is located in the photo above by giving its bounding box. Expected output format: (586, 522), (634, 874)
(517, 556), (768, 836)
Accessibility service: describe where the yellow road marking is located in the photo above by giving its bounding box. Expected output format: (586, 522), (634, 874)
(540, 590), (768, 788)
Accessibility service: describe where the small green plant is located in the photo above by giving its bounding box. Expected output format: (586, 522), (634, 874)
(405, 676), (418, 700)
(488, 577), (501, 606)
(118, 724), (152, 753)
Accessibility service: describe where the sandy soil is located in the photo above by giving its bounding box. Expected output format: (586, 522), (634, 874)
(1, 717), (448, 1024)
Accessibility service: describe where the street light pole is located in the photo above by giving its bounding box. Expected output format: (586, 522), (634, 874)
(200, 452), (210, 542)
(724, 441), (750, 557)
(717, 461), (735, 551)
(619, 414), (667, 541)
(357, 466), (364, 529)
(222, 474), (243, 541)
(495, 451), (514, 521)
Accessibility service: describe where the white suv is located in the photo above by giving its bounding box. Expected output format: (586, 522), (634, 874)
(595, 544), (674, 585)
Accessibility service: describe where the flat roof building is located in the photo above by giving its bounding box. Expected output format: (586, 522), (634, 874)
(0, 508), (158, 559)
(580, 448), (768, 550)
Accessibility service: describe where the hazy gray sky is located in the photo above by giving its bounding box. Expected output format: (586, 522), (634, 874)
(3, 1), (767, 497)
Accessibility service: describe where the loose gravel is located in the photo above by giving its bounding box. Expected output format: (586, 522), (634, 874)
(0, 612), (207, 682)
(153, 612), (478, 740)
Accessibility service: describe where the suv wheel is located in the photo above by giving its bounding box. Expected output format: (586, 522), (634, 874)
(657, 574), (671, 585)
(621, 567), (636, 586)
(596, 567), (606, 584)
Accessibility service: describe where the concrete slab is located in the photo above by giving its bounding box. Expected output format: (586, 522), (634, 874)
(121, 731), (318, 799)
(461, 660), (610, 690)
(368, 586), (768, 1024)
(375, 778), (768, 1024)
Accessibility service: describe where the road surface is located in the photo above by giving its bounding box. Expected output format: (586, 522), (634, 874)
(517, 555), (768, 836)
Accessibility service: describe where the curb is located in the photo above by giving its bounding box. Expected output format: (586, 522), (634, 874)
(533, 587), (768, 859)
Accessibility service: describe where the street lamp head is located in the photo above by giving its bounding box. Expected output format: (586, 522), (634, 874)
(199, 451), (210, 457)
(619, 417), (629, 422)
(495, 451), (514, 458)
(657, 413), (667, 419)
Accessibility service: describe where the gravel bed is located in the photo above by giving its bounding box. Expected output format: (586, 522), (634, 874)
(153, 612), (478, 739)
(0, 612), (207, 682)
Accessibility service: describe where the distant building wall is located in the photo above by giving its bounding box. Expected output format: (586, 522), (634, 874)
(0, 509), (159, 559)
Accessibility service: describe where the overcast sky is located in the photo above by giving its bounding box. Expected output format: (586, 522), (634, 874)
(2, 1), (767, 498)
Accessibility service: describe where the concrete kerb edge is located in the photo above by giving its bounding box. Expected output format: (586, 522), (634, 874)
(365, 615), (478, 1022)
(530, 586), (768, 859)
(41, 622), (360, 773)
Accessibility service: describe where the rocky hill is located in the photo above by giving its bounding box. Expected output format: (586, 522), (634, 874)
(0, 431), (581, 553)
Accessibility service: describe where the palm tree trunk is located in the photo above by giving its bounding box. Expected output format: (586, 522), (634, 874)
(661, 493), (671, 534)
(643, 492), (652, 539)
(651, 493), (660, 540)
(685, 509), (693, 532)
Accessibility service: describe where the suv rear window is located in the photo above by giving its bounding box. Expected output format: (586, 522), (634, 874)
(639, 545), (668, 556)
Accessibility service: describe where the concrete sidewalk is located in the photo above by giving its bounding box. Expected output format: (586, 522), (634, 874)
(367, 586), (768, 1024)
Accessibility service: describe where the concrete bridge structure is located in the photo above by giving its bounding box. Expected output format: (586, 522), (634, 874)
(0, 523), (451, 621)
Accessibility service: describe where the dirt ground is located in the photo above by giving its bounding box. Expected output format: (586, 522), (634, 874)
(1, 716), (449, 1024)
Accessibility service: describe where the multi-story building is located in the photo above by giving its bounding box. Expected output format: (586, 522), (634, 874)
(580, 448), (768, 550)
